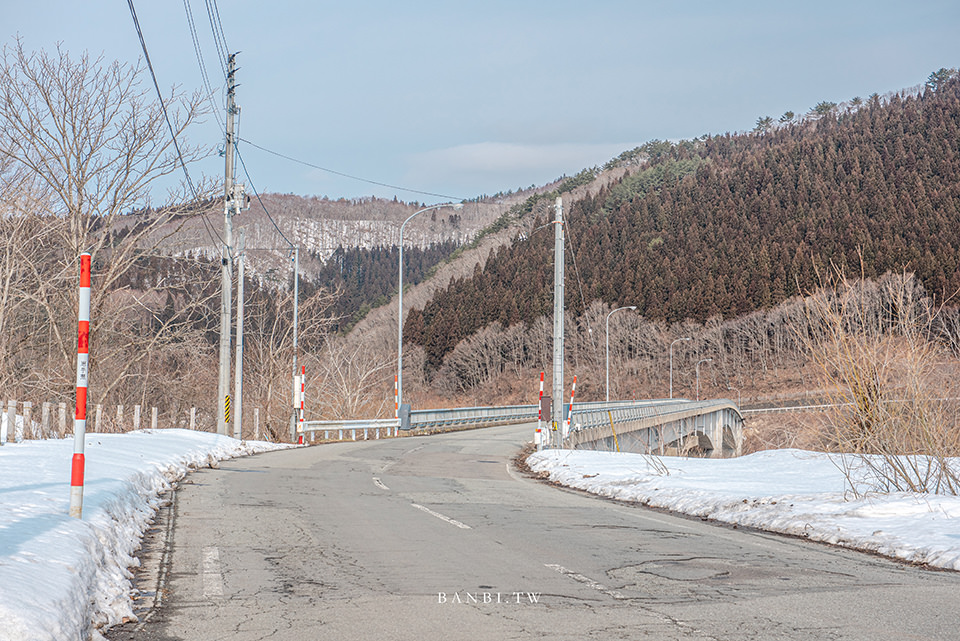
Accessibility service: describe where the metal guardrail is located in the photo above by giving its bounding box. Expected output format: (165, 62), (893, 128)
(409, 404), (537, 429)
(301, 398), (697, 438)
(569, 399), (738, 431)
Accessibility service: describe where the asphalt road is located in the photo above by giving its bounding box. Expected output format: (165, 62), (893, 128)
(108, 423), (960, 641)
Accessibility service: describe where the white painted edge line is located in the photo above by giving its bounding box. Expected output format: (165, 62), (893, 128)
(373, 477), (390, 491)
(202, 546), (224, 598)
(411, 503), (471, 529)
(545, 564), (626, 600)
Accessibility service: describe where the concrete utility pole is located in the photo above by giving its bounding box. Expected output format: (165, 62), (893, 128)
(290, 246), (300, 442)
(233, 228), (245, 440)
(217, 53), (238, 436)
(552, 196), (565, 447)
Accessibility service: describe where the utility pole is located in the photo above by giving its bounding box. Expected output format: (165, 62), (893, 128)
(289, 246), (300, 442)
(552, 196), (564, 448)
(233, 228), (245, 440)
(217, 52), (238, 436)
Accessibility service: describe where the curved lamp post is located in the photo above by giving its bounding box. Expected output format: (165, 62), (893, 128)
(669, 337), (691, 399)
(696, 358), (713, 401)
(605, 306), (636, 402)
(398, 203), (462, 412)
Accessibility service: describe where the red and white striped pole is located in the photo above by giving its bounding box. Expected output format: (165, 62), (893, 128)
(563, 375), (577, 441)
(394, 374), (400, 437)
(297, 365), (305, 444)
(535, 372), (544, 448)
(69, 253), (91, 519)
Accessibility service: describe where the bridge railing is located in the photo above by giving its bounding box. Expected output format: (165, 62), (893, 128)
(300, 399), (697, 438)
(568, 399), (735, 431)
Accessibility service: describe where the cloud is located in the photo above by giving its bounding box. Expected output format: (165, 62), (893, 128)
(405, 141), (642, 195)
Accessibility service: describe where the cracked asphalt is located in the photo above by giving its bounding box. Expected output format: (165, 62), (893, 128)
(107, 423), (960, 640)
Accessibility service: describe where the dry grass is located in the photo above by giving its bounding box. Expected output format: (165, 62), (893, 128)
(799, 272), (960, 495)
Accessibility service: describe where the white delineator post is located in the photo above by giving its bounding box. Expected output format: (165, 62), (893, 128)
(297, 365), (305, 444)
(394, 374), (400, 437)
(70, 252), (91, 519)
(535, 372), (544, 448)
(563, 375), (577, 441)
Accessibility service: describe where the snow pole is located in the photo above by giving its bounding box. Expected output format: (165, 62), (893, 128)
(69, 253), (91, 519)
(394, 374), (400, 437)
(297, 365), (305, 444)
(563, 375), (577, 441)
(535, 372), (544, 449)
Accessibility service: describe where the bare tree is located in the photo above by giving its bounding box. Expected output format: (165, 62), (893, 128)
(0, 40), (215, 408)
(244, 282), (336, 439)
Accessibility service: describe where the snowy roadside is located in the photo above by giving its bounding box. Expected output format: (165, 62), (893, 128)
(0, 430), (290, 641)
(527, 448), (960, 571)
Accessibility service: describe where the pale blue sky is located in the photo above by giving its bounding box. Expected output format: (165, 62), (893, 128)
(6, 1), (960, 203)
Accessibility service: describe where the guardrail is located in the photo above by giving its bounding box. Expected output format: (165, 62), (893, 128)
(569, 399), (733, 431)
(301, 398), (694, 441)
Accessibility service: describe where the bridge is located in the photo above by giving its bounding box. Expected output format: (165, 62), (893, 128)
(302, 398), (744, 458)
(563, 399), (743, 457)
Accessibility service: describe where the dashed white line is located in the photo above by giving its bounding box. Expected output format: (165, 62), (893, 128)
(202, 546), (224, 598)
(373, 477), (390, 491)
(411, 503), (472, 529)
(545, 564), (626, 600)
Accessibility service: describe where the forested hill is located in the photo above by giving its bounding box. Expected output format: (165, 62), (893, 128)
(316, 241), (460, 332)
(406, 73), (960, 370)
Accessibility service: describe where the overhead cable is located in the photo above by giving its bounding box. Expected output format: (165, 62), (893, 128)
(237, 137), (465, 202)
(126, 0), (224, 248)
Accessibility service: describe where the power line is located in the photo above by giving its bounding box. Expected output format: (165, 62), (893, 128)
(237, 137), (465, 202)
(564, 214), (598, 351)
(236, 144), (295, 250)
(183, 0), (225, 132)
(126, 0), (224, 249)
(204, 0), (229, 78)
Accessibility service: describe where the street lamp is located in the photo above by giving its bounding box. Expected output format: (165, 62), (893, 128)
(669, 337), (691, 399)
(727, 385), (741, 407)
(696, 358), (713, 401)
(397, 202), (462, 415)
(605, 306), (636, 402)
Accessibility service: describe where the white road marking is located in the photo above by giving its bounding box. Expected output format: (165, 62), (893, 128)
(202, 546), (224, 598)
(373, 477), (390, 491)
(545, 564), (626, 600)
(411, 503), (471, 529)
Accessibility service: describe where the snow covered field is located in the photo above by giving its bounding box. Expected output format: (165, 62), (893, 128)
(528, 448), (960, 571)
(0, 430), (287, 641)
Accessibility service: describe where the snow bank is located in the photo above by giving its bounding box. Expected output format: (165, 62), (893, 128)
(527, 448), (960, 570)
(0, 430), (287, 641)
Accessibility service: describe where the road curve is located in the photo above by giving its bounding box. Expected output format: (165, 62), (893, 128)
(108, 423), (960, 641)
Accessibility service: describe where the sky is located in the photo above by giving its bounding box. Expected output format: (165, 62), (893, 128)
(5, 1), (960, 204)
